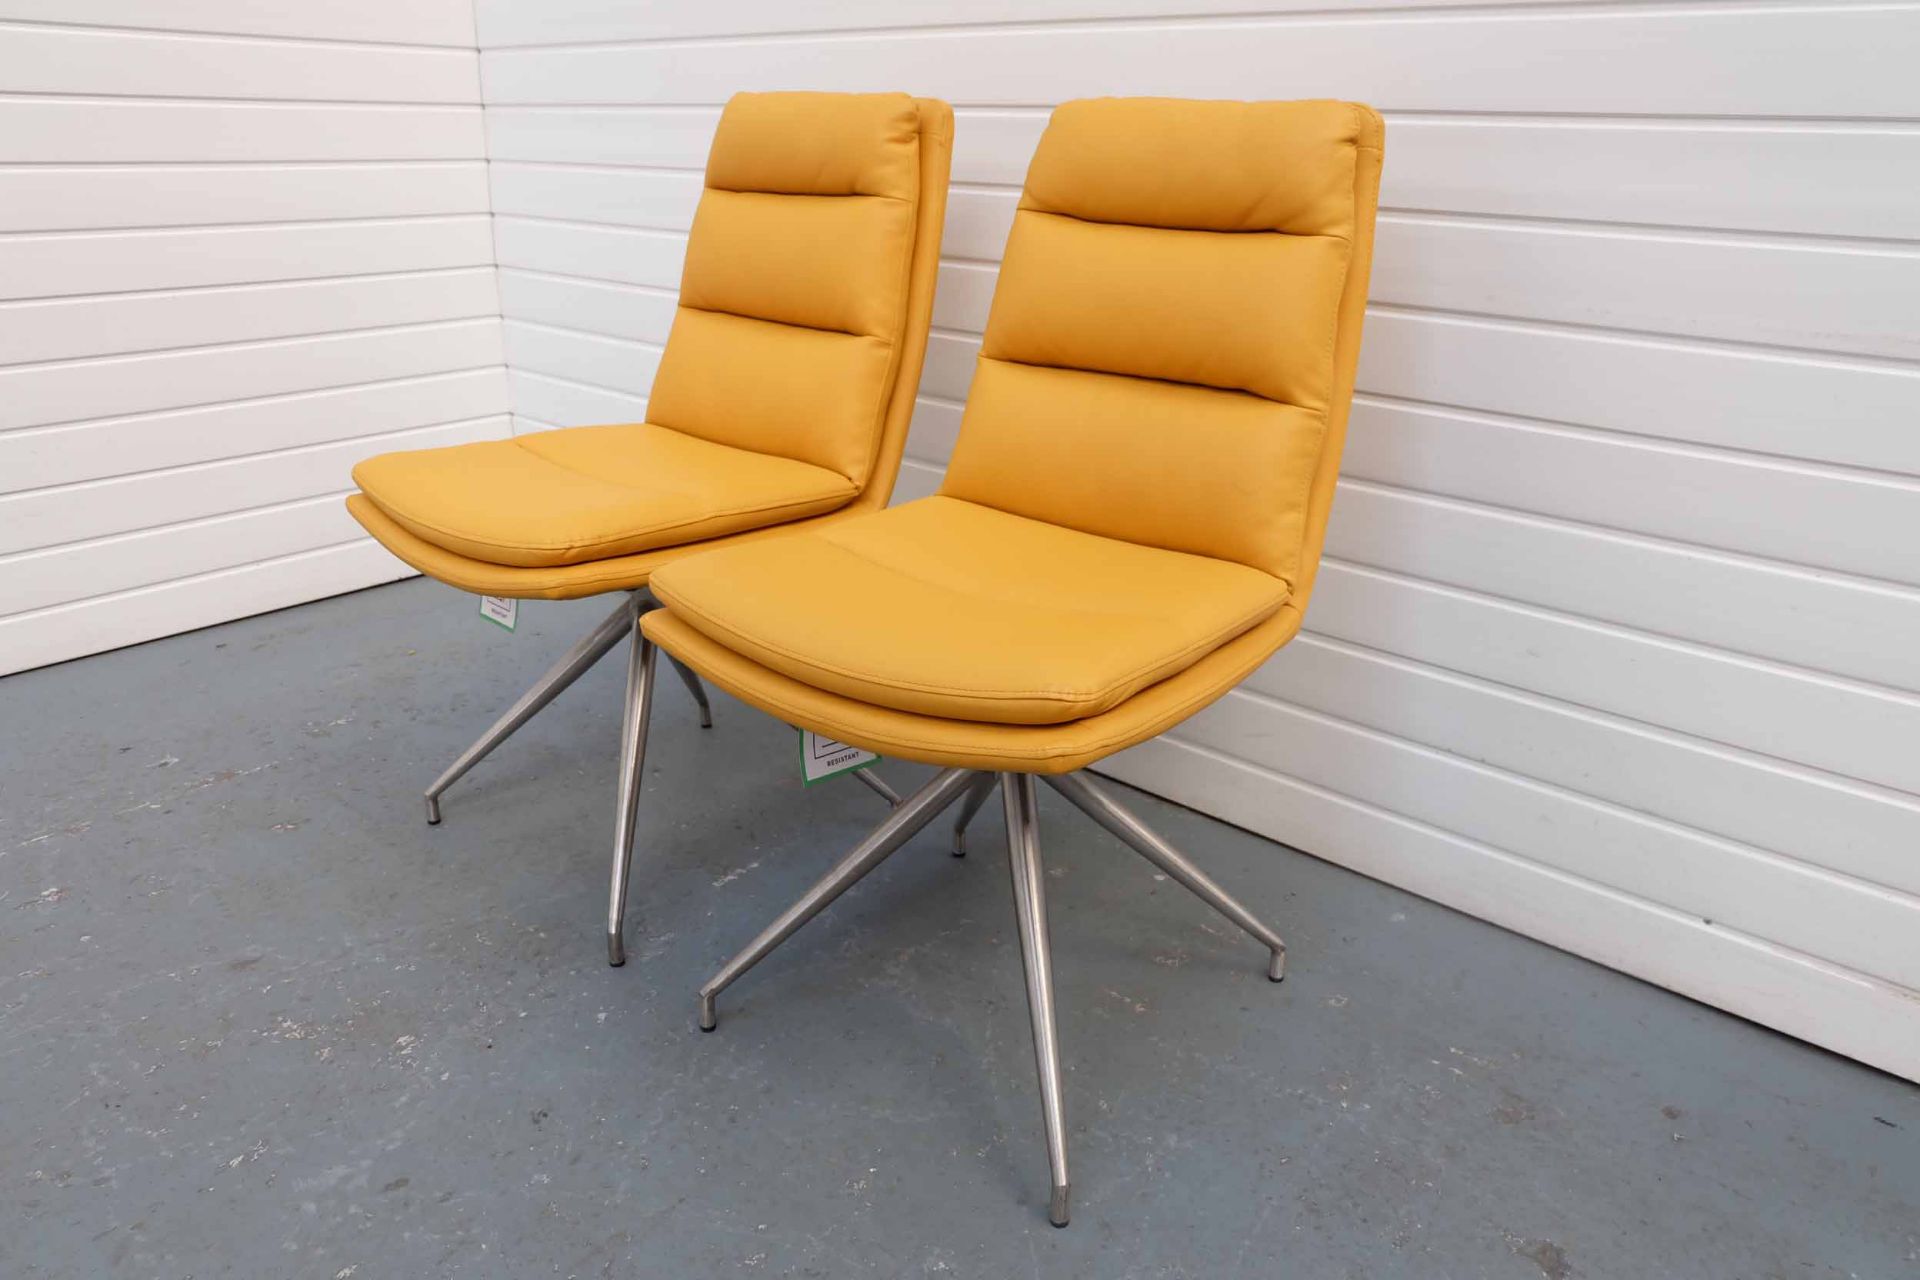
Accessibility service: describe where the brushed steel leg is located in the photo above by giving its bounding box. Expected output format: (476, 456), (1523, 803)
(697, 767), (978, 1030)
(605, 619), (657, 967)
(666, 654), (713, 729)
(1046, 772), (1286, 981)
(948, 772), (998, 857)
(423, 594), (639, 824)
(851, 766), (903, 807)
(1003, 772), (1070, 1227)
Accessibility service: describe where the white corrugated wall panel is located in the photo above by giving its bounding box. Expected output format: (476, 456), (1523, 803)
(0, 4), (509, 674)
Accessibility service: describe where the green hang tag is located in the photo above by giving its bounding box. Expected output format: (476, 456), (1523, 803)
(799, 729), (878, 785)
(478, 595), (518, 632)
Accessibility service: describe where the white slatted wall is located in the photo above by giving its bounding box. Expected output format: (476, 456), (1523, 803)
(0, 2), (509, 675)
(475, 0), (1920, 1079)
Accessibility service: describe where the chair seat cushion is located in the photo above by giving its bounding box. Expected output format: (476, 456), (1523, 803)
(352, 423), (858, 568)
(648, 496), (1288, 726)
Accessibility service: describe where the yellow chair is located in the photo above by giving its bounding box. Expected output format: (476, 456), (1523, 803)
(345, 92), (953, 963)
(640, 97), (1383, 1225)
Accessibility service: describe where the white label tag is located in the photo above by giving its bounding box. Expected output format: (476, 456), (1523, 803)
(478, 595), (518, 632)
(799, 729), (878, 785)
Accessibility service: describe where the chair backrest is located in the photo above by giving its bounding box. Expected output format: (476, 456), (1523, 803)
(940, 97), (1383, 612)
(645, 92), (952, 508)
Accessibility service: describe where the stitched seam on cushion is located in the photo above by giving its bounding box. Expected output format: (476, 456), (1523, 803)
(377, 432), (854, 550)
(380, 491), (848, 553)
(686, 185), (916, 343)
(369, 485), (853, 555)
(983, 354), (1304, 413)
(936, 427), (1304, 573)
(658, 578), (1282, 706)
(513, 430), (854, 511)
(706, 184), (910, 205)
(676, 300), (874, 343)
(353, 496), (642, 596)
(412, 506), (877, 597)
(452, 560), (653, 596)
(505, 437), (653, 490)
(650, 658), (1075, 761)
(1019, 204), (1352, 243)
(814, 507), (1283, 625)
(649, 610), (1295, 765)
(353, 530), (623, 599)
(994, 213), (1344, 410)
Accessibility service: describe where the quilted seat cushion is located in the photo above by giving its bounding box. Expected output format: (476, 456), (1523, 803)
(352, 423), (857, 569)
(648, 496), (1288, 726)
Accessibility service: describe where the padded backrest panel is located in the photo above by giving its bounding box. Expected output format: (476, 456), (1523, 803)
(645, 92), (927, 488)
(940, 97), (1384, 593)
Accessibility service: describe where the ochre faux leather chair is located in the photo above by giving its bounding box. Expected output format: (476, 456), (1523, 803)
(344, 92), (953, 963)
(636, 97), (1382, 1225)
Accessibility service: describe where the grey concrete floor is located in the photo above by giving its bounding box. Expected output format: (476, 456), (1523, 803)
(2, 579), (1915, 1280)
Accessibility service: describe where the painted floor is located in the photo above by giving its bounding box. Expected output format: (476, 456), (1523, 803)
(3, 578), (1915, 1279)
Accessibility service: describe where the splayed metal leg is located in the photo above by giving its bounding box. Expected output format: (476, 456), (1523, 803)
(605, 618), (658, 967)
(666, 654), (713, 728)
(1002, 772), (1070, 1227)
(1046, 772), (1287, 981)
(423, 594), (639, 824)
(692, 768), (1285, 1224)
(696, 767), (978, 1030)
(948, 772), (998, 857)
(421, 589), (718, 823)
(851, 766), (903, 807)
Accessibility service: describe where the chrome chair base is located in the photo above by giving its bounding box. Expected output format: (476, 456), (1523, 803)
(410, 587), (720, 967)
(1044, 772), (1287, 982)
(947, 771), (999, 856)
(606, 616), (658, 966)
(851, 766), (904, 807)
(695, 765), (1288, 1226)
(599, 607), (901, 967)
(421, 590), (712, 826)
(666, 641), (714, 729)
(695, 767), (979, 1008)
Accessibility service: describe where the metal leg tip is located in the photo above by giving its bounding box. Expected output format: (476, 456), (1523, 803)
(1267, 948), (1286, 982)
(423, 794), (441, 825)
(697, 994), (717, 1032)
(607, 935), (626, 968)
(951, 831), (967, 858)
(1048, 1186), (1071, 1228)
(698, 709), (713, 729)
